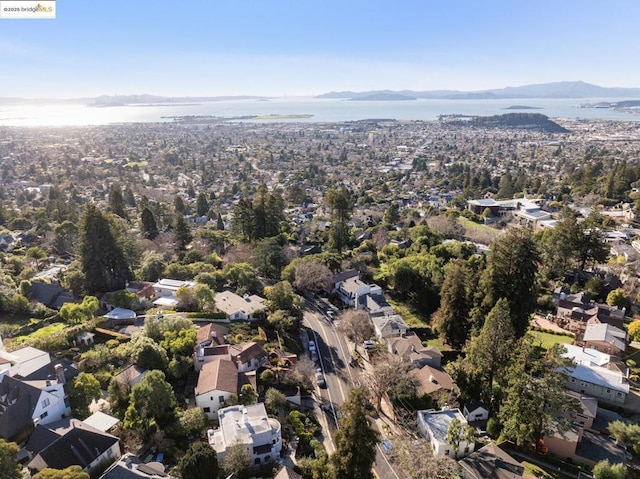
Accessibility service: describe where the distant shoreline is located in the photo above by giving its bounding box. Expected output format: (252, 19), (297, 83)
(503, 105), (542, 110)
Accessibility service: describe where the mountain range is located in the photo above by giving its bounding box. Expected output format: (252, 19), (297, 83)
(316, 81), (640, 100)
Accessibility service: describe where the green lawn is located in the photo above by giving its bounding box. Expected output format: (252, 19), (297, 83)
(386, 297), (428, 328)
(521, 461), (559, 479)
(13, 322), (67, 345)
(458, 216), (501, 239)
(425, 338), (454, 352)
(528, 330), (573, 350)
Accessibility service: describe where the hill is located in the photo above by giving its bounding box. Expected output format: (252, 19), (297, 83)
(316, 81), (640, 100)
(446, 113), (569, 133)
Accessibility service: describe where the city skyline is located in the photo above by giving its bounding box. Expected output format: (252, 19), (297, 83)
(1, 0), (639, 98)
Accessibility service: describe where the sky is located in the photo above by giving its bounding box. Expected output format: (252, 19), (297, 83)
(1, 0), (640, 98)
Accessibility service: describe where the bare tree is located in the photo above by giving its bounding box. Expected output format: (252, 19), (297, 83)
(364, 353), (415, 412)
(337, 310), (374, 351)
(389, 437), (461, 479)
(293, 260), (332, 292)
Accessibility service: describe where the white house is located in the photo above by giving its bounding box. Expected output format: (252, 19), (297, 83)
(0, 375), (70, 441)
(0, 346), (51, 379)
(208, 403), (282, 467)
(195, 358), (238, 419)
(561, 344), (630, 404)
(152, 278), (196, 308)
(417, 408), (475, 458)
(463, 401), (489, 423)
(100, 453), (176, 479)
(229, 342), (269, 373)
(372, 314), (408, 340)
(214, 291), (266, 321)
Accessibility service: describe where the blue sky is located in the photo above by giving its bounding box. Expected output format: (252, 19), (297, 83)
(1, 0), (639, 97)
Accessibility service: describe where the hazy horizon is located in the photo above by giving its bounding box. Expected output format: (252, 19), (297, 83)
(2, 0), (640, 98)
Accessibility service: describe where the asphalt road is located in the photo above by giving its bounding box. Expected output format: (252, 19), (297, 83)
(303, 296), (403, 479)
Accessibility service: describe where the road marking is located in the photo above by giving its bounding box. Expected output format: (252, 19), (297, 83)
(314, 313), (349, 401)
(377, 445), (401, 479)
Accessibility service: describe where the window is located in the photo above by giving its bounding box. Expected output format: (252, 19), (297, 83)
(40, 411), (48, 420)
(219, 396), (225, 404)
(254, 458), (261, 465)
(203, 407), (211, 413)
(606, 388), (611, 393)
(265, 455), (271, 462)
(41, 398), (50, 408)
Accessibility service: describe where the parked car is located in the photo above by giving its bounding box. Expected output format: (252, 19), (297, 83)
(315, 371), (326, 388)
(363, 340), (376, 350)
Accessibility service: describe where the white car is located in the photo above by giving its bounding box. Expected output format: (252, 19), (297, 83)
(315, 371), (326, 388)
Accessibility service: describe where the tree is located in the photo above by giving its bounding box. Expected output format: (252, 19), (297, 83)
(267, 310), (296, 334)
(264, 388), (286, 416)
(137, 252), (166, 282)
(222, 442), (251, 478)
(364, 353), (415, 412)
(70, 372), (101, 419)
(222, 262), (263, 295)
(445, 418), (477, 457)
(628, 320), (640, 342)
(293, 259), (332, 293)
(177, 442), (219, 479)
(195, 192), (209, 217)
(240, 384), (257, 405)
(108, 183), (128, 220)
(330, 387), (380, 479)
(140, 207), (159, 240)
(608, 420), (640, 456)
(173, 213), (193, 250)
(33, 466), (89, 479)
(325, 187), (352, 252)
(60, 295), (99, 324)
(131, 336), (169, 371)
(434, 259), (471, 349)
(607, 288), (630, 311)
(78, 204), (132, 294)
(592, 460), (626, 479)
(0, 439), (21, 479)
(336, 310), (374, 352)
(254, 237), (288, 279)
(465, 298), (515, 400)
(178, 408), (208, 438)
(498, 339), (579, 448)
(264, 281), (298, 313)
(476, 227), (538, 337)
(27, 246), (47, 269)
(127, 370), (177, 429)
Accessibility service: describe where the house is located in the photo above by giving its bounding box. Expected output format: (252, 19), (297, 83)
(417, 408), (475, 458)
(336, 277), (382, 309)
(363, 294), (395, 318)
(0, 375), (69, 441)
(561, 344), (629, 404)
(193, 323), (230, 371)
(372, 315), (408, 340)
(463, 401), (489, 423)
(28, 281), (74, 310)
(459, 443), (525, 479)
(0, 346), (52, 379)
(327, 269), (359, 293)
(195, 358), (238, 419)
(100, 453), (174, 478)
(274, 466), (303, 479)
(115, 365), (148, 388)
(467, 199), (500, 217)
(582, 323), (626, 357)
(18, 358), (77, 385)
(77, 331), (96, 347)
(26, 420), (121, 473)
(214, 290), (267, 321)
(207, 403), (282, 467)
(539, 391), (624, 466)
(104, 308), (137, 326)
(151, 279), (196, 308)
(229, 342), (269, 373)
(387, 334), (442, 368)
(409, 364), (458, 397)
(83, 411), (121, 433)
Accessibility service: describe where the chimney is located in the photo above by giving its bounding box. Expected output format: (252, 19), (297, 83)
(54, 364), (65, 385)
(212, 331), (217, 339)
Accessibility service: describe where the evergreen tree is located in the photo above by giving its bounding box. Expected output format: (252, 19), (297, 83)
(434, 259), (471, 349)
(140, 207), (159, 240)
(124, 185), (136, 207)
(173, 213), (193, 250)
(498, 338), (579, 448)
(78, 204), (132, 294)
(476, 227), (538, 337)
(0, 439), (21, 479)
(177, 442), (219, 479)
(108, 183), (128, 220)
(216, 212), (225, 231)
(325, 187), (352, 252)
(466, 298), (515, 405)
(196, 192), (209, 217)
(330, 387), (379, 479)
